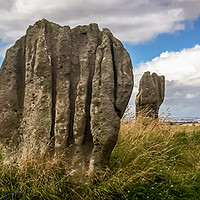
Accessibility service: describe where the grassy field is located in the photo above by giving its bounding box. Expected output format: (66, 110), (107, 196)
(1, 119), (200, 199)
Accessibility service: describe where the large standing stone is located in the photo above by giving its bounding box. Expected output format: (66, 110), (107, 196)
(135, 71), (165, 119)
(0, 19), (133, 177)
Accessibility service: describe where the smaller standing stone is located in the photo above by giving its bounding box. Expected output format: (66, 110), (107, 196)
(135, 71), (165, 119)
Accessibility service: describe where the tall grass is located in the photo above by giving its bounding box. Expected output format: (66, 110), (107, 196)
(1, 119), (200, 199)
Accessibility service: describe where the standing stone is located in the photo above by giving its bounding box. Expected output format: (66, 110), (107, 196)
(0, 19), (133, 177)
(135, 71), (165, 119)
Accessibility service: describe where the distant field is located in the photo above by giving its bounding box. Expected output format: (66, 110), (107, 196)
(0, 120), (200, 199)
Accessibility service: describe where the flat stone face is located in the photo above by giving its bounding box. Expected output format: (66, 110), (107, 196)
(135, 71), (165, 119)
(0, 19), (133, 176)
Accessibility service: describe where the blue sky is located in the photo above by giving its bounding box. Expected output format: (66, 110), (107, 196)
(124, 17), (200, 68)
(0, 39), (3, 66)
(1, 0), (200, 118)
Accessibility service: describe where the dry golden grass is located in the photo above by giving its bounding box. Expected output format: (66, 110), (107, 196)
(1, 118), (200, 199)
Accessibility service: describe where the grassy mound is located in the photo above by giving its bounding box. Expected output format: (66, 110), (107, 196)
(1, 120), (200, 199)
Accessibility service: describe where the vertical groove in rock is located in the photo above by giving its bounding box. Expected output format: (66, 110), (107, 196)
(16, 36), (26, 112)
(67, 28), (81, 148)
(49, 55), (56, 150)
(44, 22), (58, 156)
(110, 38), (120, 117)
(83, 50), (97, 148)
(68, 80), (75, 147)
(110, 39), (117, 102)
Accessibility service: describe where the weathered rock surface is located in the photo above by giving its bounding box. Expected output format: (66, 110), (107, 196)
(135, 71), (165, 119)
(0, 19), (133, 177)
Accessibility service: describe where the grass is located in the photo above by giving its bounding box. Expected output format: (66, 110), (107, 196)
(1, 119), (200, 199)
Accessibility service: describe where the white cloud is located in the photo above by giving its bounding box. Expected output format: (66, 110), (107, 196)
(0, 0), (200, 46)
(133, 45), (200, 118)
(134, 45), (200, 84)
(185, 94), (196, 99)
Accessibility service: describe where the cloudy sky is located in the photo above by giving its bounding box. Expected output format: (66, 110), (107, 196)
(0, 0), (200, 119)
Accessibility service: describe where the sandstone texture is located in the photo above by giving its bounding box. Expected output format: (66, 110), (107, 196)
(135, 71), (165, 119)
(0, 19), (133, 177)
